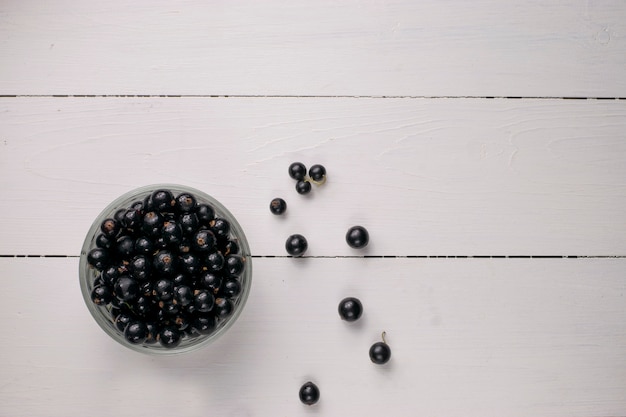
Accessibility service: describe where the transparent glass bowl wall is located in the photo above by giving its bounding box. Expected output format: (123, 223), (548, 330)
(79, 184), (252, 355)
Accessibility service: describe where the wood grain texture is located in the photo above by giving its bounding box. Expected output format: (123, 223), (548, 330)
(1, 0), (625, 97)
(0, 257), (624, 417)
(1, 97), (625, 256)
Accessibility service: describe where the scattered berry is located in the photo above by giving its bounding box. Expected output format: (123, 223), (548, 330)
(285, 234), (308, 256)
(369, 332), (391, 364)
(308, 164), (326, 184)
(288, 162), (307, 180)
(338, 297), (363, 322)
(346, 225), (369, 249)
(295, 180), (312, 195)
(269, 198), (287, 215)
(299, 381), (320, 406)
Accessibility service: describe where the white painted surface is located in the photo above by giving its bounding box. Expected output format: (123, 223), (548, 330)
(0, 0), (625, 96)
(1, 1), (625, 415)
(1, 97), (625, 256)
(1, 258), (625, 417)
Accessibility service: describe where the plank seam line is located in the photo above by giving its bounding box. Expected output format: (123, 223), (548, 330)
(0, 95), (625, 100)
(1, 255), (624, 259)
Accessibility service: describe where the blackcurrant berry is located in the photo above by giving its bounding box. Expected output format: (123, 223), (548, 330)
(154, 250), (177, 275)
(175, 192), (197, 213)
(346, 225), (369, 249)
(220, 278), (241, 298)
(269, 198), (287, 215)
(299, 381), (320, 406)
(132, 236), (151, 255)
(205, 251), (225, 272)
(162, 221), (183, 245)
(115, 235), (135, 259)
(124, 321), (148, 344)
(210, 218), (231, 239)
(192, 314), (217, 335)
(153, 278), (175, 301)
(114, 312), (133, 332)
(129, 255), (151, 281)
(199, 271), (222, 294)
(122, 208), (142, 231)
(151, 189), (176, 213)
(179, 252), (202, 275)
(100, 218), (120, 238)
(101, 265), (120, 286)
(192, 229), (216, 252)
(91, 285), (113, 305)
(285, 234), (308, 256)
(158, 326), (182, 348)
(223, 240), (240, 256)
(144, 322), (160, 344)
(295, 180), (312, 195)
(194, 289), (215, 313)
(95, 233), (114, 249)
(214, 297), (233, 318)
(308, 164), (326, 184)
(369, 332), (391, 364)
(142, 211), (164, 237)
(114, 208), (126, 224)
(288, 162), (307, 180)
(180, 212), (200, 236)
(87, 248), (109, 270)
(174, 285), (194, 307)
(196, 204), (215, 225)
(225, 255), (245, 276)
(338, 297), (363, 322)
(114, 275), (140, 302)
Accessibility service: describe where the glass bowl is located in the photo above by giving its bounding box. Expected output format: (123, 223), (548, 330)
(79, 184), (252, 355)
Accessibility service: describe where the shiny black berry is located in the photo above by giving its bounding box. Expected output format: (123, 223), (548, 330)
(369, 332), (391, 364)
(194, 289), (215, 313)
(114, 275), (140, 302)
(95, 233), (114, 249)
(269, 198), (287, 215)
(122, 208), (142, 231)
(225, 255), (245, 276)
(115, 235), (135, 259)
(144, 322), (159, 344)
(192, 314), (217, 335)
(180, 212), (200, 236)
(87, 248), (109, 270)
(205, 251), (225, 272)
(192, 229), (216, 252)
(114, 312), (133, 332)
(338, 297), (363, 322)
(211, 218), (230, 239)
(142, 211), (164, 237)
(288, 162), (307, 180)
(129, 255), (151, 281)
(308, 164), (326, 184)
(91, 285), (113, 305)
(214, 297), (233, 318)
(199, 271), (222, 294)
(124, 321), (148, 344)
(196, 204), (215, 225)
(179, 252), (202, 275)
(223, 240), (240, 256)
(346, 225), (369, 249)
(285, 234), (308, 256)
(134, 236), (153, 255)
(221, 278), (241, 298)
(175, 192), (197, 213)
(153, 278), (175, 301)
(100, 218), (120, 238)
(299, 381), (320, 406)
(154, 250), (177, 275)
(158, 326), (182, 348)
(101, 265), (120, 286)
(295, 180), (312, 195)
(151, 189), (176, 213)
(162, 221), (183, 245)
(174, 285), (194, 307)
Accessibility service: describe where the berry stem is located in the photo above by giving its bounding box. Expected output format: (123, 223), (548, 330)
(381, 331), (387, 344)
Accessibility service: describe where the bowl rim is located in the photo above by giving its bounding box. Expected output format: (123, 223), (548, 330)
(79, 183), (252, 355)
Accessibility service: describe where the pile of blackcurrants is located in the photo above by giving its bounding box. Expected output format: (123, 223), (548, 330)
(271, 163), (391, 406)
(87, 189), (246, 349)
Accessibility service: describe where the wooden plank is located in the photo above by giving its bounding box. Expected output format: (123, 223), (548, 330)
(1, 0), (625, 97)
(0, 257), (624, 416)
(1, 97), (625, 256)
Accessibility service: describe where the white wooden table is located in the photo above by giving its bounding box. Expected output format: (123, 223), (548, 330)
(1, 1), (625, 416)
